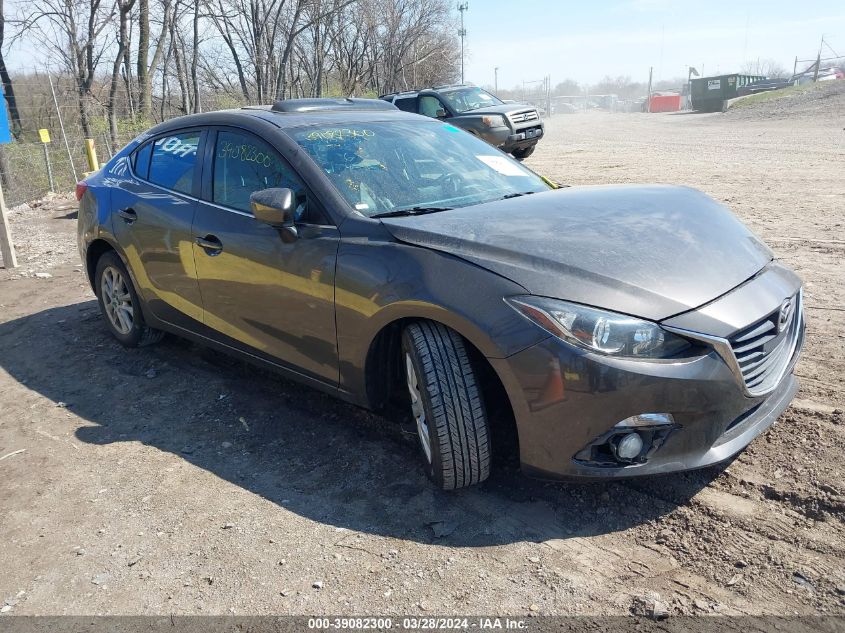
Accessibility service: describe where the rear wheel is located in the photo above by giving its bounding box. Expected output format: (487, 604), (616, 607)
(94, 251), (163, 348)
(401, 321), (491, 489)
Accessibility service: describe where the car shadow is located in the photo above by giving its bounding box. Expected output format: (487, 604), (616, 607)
(0, 301), (726, 547)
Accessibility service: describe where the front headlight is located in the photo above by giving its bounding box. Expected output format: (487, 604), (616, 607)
(506, 296), (691, 359)
(481, 115), (507, 128)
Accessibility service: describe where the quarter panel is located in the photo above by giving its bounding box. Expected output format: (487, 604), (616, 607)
(77, 171), (114, 277)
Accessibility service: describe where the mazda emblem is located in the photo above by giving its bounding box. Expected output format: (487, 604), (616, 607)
(777, 298), (793, 333)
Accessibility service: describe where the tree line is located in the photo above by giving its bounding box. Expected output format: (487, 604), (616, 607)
(0, 0), (459, 145)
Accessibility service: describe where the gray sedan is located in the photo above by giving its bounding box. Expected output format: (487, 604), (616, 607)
(77, 98), (804, 489)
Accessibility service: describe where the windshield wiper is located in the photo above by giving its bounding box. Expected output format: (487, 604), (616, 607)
(499, 191), (536, 200)
(370, 206), (454, 219)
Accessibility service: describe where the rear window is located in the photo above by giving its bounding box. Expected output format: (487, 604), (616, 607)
(148, 131), (200, 194)
(393, 97), (417, 113)
(132, 142), (152, 179)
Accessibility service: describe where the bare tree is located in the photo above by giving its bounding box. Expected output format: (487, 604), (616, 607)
(5, 0), (462, 140)
(553, 78), (581, 97)
(107, 0), (136, 146)
(137, 0), (170, 119)
(327, 1), (374, 95)
(741, 59), (788, 78)
(591, 75), (645, 99)
(189, 0), (200, 111)
(15, 0), (115, 136)
(368, 0), (457, 94)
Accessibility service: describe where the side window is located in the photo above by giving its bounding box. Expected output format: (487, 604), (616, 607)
(419, 96), (446, 118)
(213, 129), (317, 222)
(393, 97), (417, 113)
(132, 141), (152, 179)
(148, 131), (200, 194)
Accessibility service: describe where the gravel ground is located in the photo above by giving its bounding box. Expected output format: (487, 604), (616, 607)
(0, 94), (843, 617)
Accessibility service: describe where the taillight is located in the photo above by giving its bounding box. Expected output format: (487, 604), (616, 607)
(75, 182), (88, 201)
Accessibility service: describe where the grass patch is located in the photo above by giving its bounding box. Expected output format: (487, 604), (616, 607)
(728, 82), (831, 109)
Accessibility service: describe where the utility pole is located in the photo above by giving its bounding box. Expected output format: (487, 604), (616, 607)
(545, 75), (551, 117)
(458, 3), (468, 84)
(813, 35), (823, 82)
(494, 67), (499, 93)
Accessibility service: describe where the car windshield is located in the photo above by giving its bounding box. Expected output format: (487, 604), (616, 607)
(290, 120), (550, 217)
(439, 87), (504, 113)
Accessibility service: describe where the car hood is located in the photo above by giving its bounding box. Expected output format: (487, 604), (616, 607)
(380, 185), (774, 322)
(453, 104), (534, 117)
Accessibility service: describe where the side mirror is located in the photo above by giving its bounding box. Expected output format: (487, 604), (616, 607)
(435, 108), (447, 118)
(250, 188), (298, 241)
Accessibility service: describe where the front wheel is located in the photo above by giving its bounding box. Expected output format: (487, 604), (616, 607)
(511, 145), (536, 160)
(401, 321), (491, 490)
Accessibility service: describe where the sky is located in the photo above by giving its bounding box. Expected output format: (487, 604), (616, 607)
(461, 0), (845, 89)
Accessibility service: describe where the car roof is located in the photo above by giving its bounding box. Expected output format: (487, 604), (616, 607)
(144, 101), (426, 136)
(244, 106), (422, 129)
(381, 84), (477, 99)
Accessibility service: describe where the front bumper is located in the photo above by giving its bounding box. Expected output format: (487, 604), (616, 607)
(489, 286), (804, 480)
(480, 125), (544, 152)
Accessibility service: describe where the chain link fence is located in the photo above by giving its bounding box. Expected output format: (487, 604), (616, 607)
(0, 69), (168, 208)
(0, 130), (143, 209)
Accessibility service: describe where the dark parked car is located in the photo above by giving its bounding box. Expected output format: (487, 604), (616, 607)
(381, 85), (543, 160)
(736, 77), (794, 97)
(78, 98), (804, 490)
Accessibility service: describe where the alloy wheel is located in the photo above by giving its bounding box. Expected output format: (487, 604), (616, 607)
(405, 352), (432, 463)
(100, 266), (134, 335)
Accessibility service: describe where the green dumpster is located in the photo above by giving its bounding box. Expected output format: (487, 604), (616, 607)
(691, 74), (766, 112)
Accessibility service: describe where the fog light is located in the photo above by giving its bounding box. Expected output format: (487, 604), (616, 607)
(615, 413), (674, 428)
(615, 433), (644, 460)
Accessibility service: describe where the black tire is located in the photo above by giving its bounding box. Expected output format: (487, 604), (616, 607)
(401, 321), (491, 490)
(94, 251), (164, 348)
(511, 145), (535, 160)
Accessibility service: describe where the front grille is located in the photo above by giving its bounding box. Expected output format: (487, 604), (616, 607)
(728, 292), (802, 395)
(509, 110), (539, 124)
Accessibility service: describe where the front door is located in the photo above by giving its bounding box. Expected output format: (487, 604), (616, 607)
(112, 129), (205, 327)
(191, 127), (340, 384)
(418, 95), (448, 118)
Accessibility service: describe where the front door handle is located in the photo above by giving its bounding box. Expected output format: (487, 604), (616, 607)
(195, 235), (223, 255)
(118, 208), (137, 224)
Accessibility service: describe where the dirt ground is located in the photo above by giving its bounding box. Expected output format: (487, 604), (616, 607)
(0, 96), (843, 617)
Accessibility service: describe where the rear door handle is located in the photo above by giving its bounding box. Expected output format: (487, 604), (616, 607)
(195, 235), (223, 255)
(118, 208), (137, 224)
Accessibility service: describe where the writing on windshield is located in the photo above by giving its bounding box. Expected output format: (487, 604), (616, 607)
(440, 87), (503, 113)
(291, 120), (549, 217)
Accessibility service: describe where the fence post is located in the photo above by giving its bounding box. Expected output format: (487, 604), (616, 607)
(84, 138), (99, 172)
(101, 132), (114, 159)
(48, 73), (78, 183)
(39, 128), (55, 193)
(43, 145), (55, 192)
(0, 179), (18, 269)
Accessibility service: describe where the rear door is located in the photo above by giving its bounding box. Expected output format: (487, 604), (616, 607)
(392, 96), (418, 113)
(112, 129), (205, 327)
(191, 126), (340, 384)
